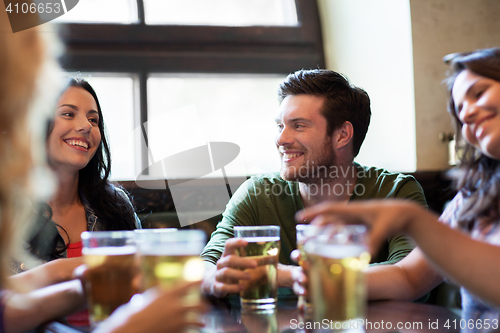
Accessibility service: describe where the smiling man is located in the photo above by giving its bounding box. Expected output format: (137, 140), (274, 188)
(200, 69), (427, 299)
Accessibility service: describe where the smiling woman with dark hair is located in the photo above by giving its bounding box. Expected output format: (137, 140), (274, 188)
(18, 78), (142, 326)
(28, 79), (140, 265)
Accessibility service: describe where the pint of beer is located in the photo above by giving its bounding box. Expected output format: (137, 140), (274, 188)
(135, 229), (205, 293)
(234, 226), (280, 311)
(304, 225), (370, 328)
(295, 224), (320, 312)
(81, 231), (137, 327)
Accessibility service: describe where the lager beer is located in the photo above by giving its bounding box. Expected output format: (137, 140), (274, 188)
(83, 246), (137, 325)
(306, 243), (370, 324)
(140, 251), (204, 290)
(135, 229), (206, 309)
(237, 236), (280, 309)
(295, 224), (320, 312)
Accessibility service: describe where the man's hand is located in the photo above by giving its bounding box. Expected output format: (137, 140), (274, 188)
(290, 249), (309, 298)
(202, 238), (257, 298)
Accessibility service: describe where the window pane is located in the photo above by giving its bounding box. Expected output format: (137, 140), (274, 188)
(147, 74), (285, 178)
(72, 74), (137, 180)
(54, 0), (138, 24)
(144, 0), (297, 26)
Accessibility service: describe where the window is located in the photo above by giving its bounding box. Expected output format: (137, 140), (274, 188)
(54, 0), (138, 24)
(143, 0), (298, 26)
(147, 74), (284, 178)
(57, 0), (324, 181)
(78, 75), (137, 180)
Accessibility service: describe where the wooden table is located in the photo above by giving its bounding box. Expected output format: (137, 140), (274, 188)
(44, 298), (461, 333)
(200, 298), (460, 333)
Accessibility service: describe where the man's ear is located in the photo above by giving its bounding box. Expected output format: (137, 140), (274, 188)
(333, 121), (354, 150)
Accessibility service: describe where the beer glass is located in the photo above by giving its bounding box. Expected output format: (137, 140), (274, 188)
(304, 225), (370, 330)
(135, 229), (205, 292)
(234, 225), (280, 311)
(295, 224), (320, 312)
(81, 231), (137, 327)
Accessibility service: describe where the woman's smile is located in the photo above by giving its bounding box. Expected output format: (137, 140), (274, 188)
(47, 86), (101, 172)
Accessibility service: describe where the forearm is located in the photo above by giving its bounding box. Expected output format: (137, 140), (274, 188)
(277, 264), (298, 288)
(201, 262), (217, 295)
(366, 249), (442, 301)
(4, 280), (85, 333)
(406, 213), (500, 305)
(10, 258), (83, 291)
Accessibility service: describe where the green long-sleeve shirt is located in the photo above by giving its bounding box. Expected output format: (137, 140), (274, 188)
(201, 163), (427, 268)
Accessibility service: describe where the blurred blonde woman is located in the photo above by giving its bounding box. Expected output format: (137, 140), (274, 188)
(0, 6), (205, 333)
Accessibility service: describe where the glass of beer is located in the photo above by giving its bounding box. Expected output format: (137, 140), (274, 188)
(81, 231), (137, 327)
(234, 225), (280, 311)
(296, 224), (320, 313)
(304, 225), (370, 330)
(135, 229), (205, 293)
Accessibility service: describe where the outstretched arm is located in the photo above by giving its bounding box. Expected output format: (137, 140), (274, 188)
(298, 200), (500, 305)
(3, 280), (85, 333)
(291, 246), (442, 302)
(366, 248), (442, 301)
(10, 257), (83, 291)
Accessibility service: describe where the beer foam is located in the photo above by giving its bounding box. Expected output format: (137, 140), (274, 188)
(306, 244), (366, 259)
(138, 244), (202, 256)
(82, 245), (136, 256)
(240, 236), (280, 243)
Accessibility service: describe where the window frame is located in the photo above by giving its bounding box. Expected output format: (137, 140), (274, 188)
(59, 0), (324, 73)
(58, 0), (325, 181)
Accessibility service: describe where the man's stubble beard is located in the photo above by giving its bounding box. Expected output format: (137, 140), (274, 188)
(280, 136), (336, 183)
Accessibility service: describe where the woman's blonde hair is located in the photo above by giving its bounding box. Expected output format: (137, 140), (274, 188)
(0, 8), (57, 287)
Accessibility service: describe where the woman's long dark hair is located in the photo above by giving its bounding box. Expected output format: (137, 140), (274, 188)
(69, 79), (137, 231)
(30, 79), (137, 261)
(445, 48), (500, 231)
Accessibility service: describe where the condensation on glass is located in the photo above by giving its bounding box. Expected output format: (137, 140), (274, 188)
(53, 0), (138, 24)
(143, 0), (298, 26)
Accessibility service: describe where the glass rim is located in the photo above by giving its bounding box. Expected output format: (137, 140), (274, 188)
(334, 224), (367, 232)
(135, 229), (206, 243)
(295, 223), (317, 230)
(133, 228), (178, 233)
(81, 230), (135, 240)
(233, 225), (280, 231)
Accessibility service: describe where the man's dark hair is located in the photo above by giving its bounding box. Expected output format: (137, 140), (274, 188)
(278, 69), (371, 157)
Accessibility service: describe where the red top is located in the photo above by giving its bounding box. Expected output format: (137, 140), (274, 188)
(66, 240), (88, 327)
(67, 241), (83, 258)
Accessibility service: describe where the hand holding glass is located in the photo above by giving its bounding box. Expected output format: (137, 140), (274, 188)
(234, 225), (280, 311)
